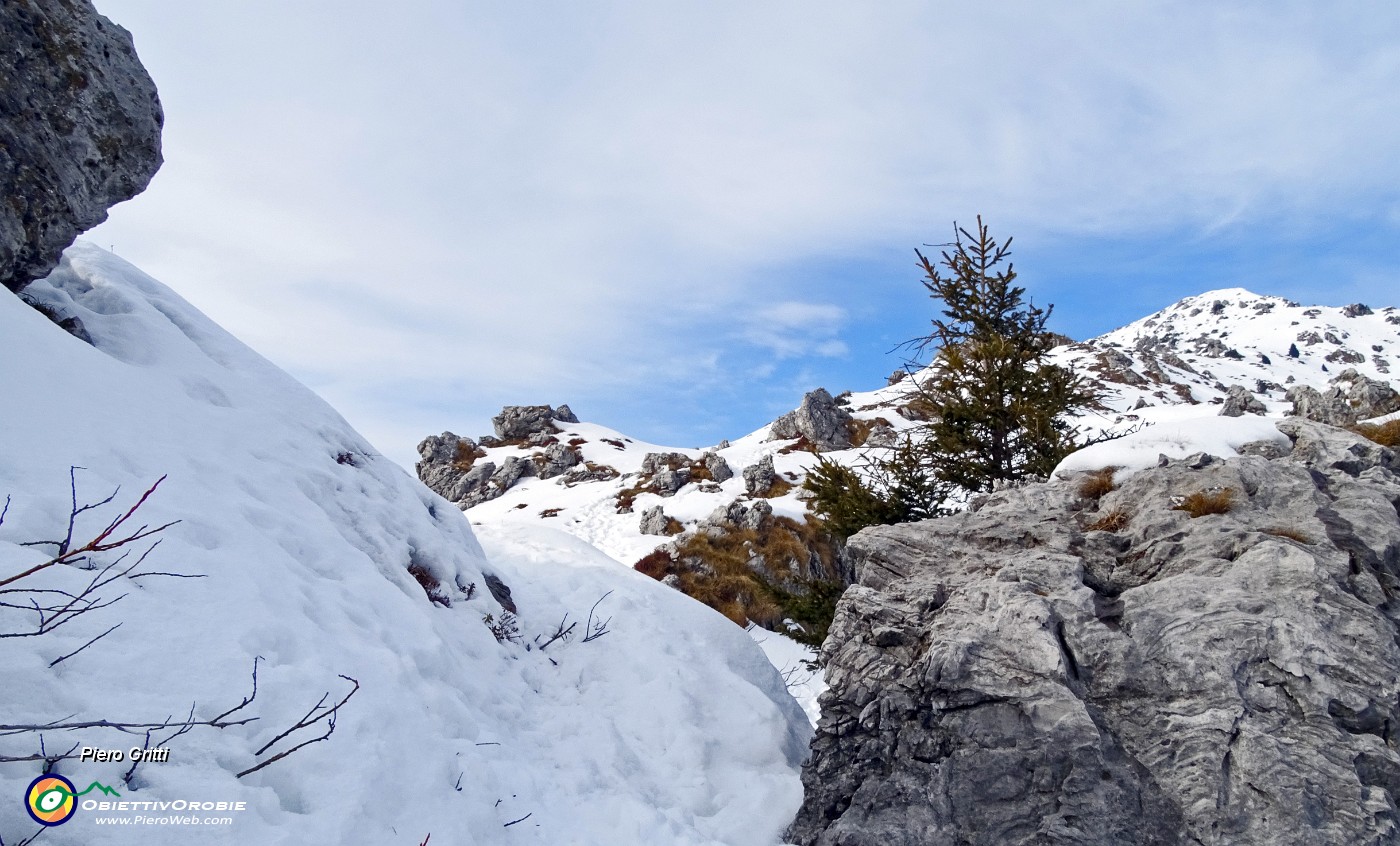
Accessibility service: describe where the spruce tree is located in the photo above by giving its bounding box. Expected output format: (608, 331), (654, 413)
(908, 217), (1096, 491)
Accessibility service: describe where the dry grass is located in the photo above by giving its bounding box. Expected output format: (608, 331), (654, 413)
(1077, 467), (1118, 500)
(1085, 508), (1130, 532)
(632, 516), (841, 636)
(1352, 419), (1400, 447)
(1262, 526), (1313, 544)
(756, 477), (794, 499)
(567, 437), (588, 446)
(539, 507), (563, 518)
(452, 440), (487, 472)
(1174, 488), (1235, 518)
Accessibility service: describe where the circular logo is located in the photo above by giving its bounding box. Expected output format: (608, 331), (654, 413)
(25, 774), (77, 826)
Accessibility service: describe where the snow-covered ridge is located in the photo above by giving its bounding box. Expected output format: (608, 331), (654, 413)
(1, 243), (809, 845)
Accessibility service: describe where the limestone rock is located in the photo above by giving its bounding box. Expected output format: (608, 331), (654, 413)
(492, 405), (573, 440)
(702, 452), (734, 483)
(1, 0), (163, 295)
(531, 442), (579, 480)
(790, 418), (1400, 846)
(769, 388), (854, 451)
(1287, 368), (1400, 425)
(1219, 385), (1267, 417)
(639, 506), (670, 536)
(743, 454), (777, 496)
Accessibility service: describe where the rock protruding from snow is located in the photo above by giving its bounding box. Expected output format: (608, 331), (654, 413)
(416, 431), (536, 507)
(769, 388), (854, 451)
(743, 454), (778, 496)
(1287, 368), (1400, 425)
(1219, 384), (1266, 417)
(532, 442), (580, 480)
(790, 418), (1400, 846)
(703, 451), (734, 483)
(639, 506), (671, 536)
(492, 404), (574, 440)
(1, 0), (162, 294)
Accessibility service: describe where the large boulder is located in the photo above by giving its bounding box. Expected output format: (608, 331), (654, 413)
(1287, 369), (1400, 426)
(790, 419), (1400, 846)
(491, 404), (575, 440)
(769, 388), (854, 451)
(1, 0), (163, 294)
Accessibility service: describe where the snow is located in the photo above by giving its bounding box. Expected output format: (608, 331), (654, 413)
(1053, 415), (1291, 478)
(0, 243), (809, 845)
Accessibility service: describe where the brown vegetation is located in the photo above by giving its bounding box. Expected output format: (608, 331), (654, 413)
(1174, 488), (1235, 518)
(1352, 419), (1400, 447)
(1085, 508), (1130, 532)
(1077, 466), (1118, 500)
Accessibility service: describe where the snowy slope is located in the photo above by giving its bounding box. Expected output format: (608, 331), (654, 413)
(0, 243), (809, 845)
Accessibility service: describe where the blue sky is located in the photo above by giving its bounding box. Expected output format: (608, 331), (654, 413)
(86, 0), (1400, 466)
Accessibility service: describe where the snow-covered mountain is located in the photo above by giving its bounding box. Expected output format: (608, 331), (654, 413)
(421, 288), (1400, 629)
(0, 243), (810, 845)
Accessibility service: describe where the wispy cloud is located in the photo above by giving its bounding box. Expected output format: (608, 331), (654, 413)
(88, 0), (1400, 464)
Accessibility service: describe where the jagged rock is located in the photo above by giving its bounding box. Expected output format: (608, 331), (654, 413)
(1, 0), (163, 295)
(482, 572), (516, 614)
(492, 405), (573, 440)
(703, 498), (772, 533)
(1219, 385), (1266, 417)
(490, 455), (532, 490)
(1345, 303), (1374, 317)
(638, 506), (671, 536)
(743, 455), (777, 496)
(862, 421), (897, 448)
(789, 419), (1400, 846)
(652, 467), (690, 497)
(641, 452), (689, 475)
(887, 369), (908, 386)
(1287, 368), (1400, 425)
(768, 388), (854, 451)
(416, 433), (486, 503)
(531, 442), (579, 480)
(702, 452), (733, 483)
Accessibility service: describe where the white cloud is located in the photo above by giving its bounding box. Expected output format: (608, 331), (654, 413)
(86, 0), (1400, 464)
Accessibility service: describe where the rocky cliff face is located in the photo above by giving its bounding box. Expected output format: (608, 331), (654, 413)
(0, 0), (162, 295)
(790, 419), (1400, 845)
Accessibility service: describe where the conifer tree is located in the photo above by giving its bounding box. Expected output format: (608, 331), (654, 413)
(806, 217), (1097, 536)
(906, 217), (1097, 491)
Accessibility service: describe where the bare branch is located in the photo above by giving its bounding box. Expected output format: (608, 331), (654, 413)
(48, 623), (122, 668)
(583, 591), (613, 643)
(237, 675), (359, 778)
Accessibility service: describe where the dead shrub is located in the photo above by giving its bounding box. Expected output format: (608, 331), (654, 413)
(756, 477), (794, 499)
(1352, 419), (1400, 447)
(1174, 488), (1235, 518)
(453, 441), (487, 472)
(407, 563), (451, 607)
(633, 549), (674, 580)
(1085, 508), (1130, 532)
(1077, 467), (1118, 500)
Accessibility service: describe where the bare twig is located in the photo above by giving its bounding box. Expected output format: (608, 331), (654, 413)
(0, 473), (178, 590)
(48, 622), (121, 667)
(582, 591), (613, 643)
(237, 675), (359, 778)
(503, 813), (532, 828)
(534, 616), (576, 651)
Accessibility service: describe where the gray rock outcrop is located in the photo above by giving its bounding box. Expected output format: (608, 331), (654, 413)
(769, 388), (854, 451)
(492, 405), (574, 440)
(1, 0), (163, 294)
(416, 431), (535, 508)
(1219, 385), (1267, 417)
(702, 452), (734, 483)
(531, 442), (579, 480)
(1287, 369), (1400, 425)
(743, 454), (777, 496)
(639, 506), (671, 536)
(790, 419), (1400, 846)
